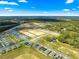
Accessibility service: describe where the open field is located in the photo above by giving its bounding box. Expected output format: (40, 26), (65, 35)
(19, 29), (60, 38)
(0, 21), (79, 59)
(0, 45), (51, 59)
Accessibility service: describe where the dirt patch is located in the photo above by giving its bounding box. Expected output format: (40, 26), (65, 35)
(14, 54), (39, 59)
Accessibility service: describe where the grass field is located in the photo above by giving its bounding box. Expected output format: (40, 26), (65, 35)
(0, 45), (52, 59)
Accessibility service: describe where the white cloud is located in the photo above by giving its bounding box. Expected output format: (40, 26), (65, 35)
(8, 9), (13, 12)
(0, 12), (79, 16)
(43, 12), (49, 13)
(66, 0), (74, 4)
(0, 1), (18, 5)
(4, 8), (11, 10)
(63, 9), (70, 11)
(4, 7), (13, 12)
(19, 0), (28, 3)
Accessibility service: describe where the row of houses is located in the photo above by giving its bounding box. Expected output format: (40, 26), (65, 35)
(0, 23), (34, 55)
(24, 42), (71, 59)
(0, 36), (20, 55)
(7, 30), (29, 42)
(33, 43), (63, 59)
(0, 28), (29, 55)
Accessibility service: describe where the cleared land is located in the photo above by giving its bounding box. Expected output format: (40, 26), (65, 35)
(0, 46), (51, 59)
(19, 29), (60, 38)
(0, 22), (79, 59)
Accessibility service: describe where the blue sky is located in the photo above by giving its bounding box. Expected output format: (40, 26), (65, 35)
(0, 0), (79, 16)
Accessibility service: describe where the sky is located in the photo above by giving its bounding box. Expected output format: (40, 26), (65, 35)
(0, 0), (79, 16)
